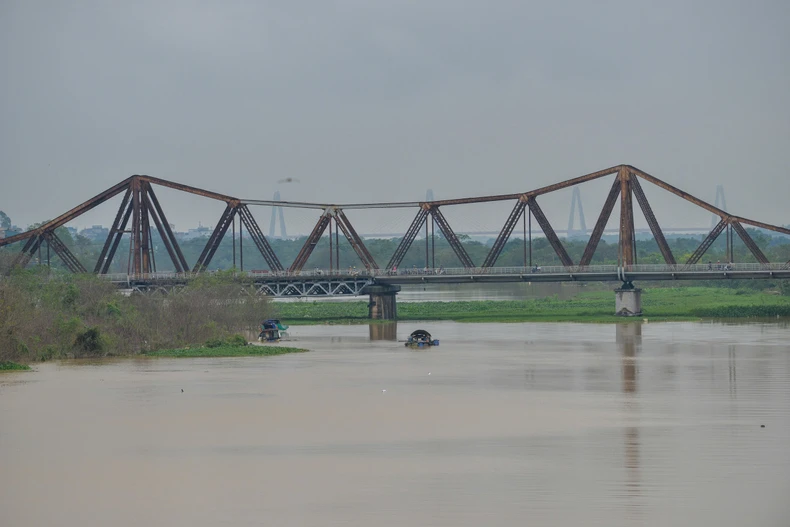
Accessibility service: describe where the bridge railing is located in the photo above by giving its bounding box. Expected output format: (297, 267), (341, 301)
(97, 262), (789, 283)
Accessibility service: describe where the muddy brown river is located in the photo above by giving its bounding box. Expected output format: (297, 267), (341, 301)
(1, 321), (789, 526)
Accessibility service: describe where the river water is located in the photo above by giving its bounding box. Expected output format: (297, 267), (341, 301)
(1, 321), (789, 526)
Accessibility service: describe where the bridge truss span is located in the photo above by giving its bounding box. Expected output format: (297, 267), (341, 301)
(3, 164), (789, 277)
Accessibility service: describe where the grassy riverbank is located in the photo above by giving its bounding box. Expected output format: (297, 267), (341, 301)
(0, 361), (32, 371)
(275, 287), (790, 323)
(145, 344), (307, 358)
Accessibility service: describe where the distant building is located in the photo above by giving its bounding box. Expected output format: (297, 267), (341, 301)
(179, 223), (213, 240)
(0, 226), (22, 239)
(79, 225), (109, 240)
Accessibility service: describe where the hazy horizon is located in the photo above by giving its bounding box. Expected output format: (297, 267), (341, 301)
(2, 1), (788, 236)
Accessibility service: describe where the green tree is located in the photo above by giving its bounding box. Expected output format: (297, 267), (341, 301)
(0, 210), (10, 230)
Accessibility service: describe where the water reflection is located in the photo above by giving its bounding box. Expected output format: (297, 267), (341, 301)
(617, 323), (642, 519)
(369, 321), (398, 341)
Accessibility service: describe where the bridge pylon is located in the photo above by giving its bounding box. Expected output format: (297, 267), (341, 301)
(268, 191), (287, 238)
(567, 186), (587, 236)
(710, 185), (727, 228)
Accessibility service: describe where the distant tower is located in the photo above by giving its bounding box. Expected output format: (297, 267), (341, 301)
(710, 184), (727, 228)
(567, 186), (587, 235)
(269, 190), (287, 238)
(425, 189), (435, 201)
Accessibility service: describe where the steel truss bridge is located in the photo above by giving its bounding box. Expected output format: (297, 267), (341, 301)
(2, 164), (789, 287)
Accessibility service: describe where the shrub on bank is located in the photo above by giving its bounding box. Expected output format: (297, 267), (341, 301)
(0, 270), (274, 363)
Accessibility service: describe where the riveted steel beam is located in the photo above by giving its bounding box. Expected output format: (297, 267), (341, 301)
(686, 219), (728, 266)
(335, 209), (379, 270)
(289, 213), (331, 273)
(43, 230), (87, 273)
(141, 185), (183, 273)
(482, 200), (526, 268)
(386, 208), (429, 271)
(730, 221), (769, 265)
(140, 175), (238, 203)
(579, 178), (621, 266)
(193, 205), (238, 272)
(631, 176), (676, 265)
(430, 207), (475, 268)
(619, 167), (636, 267)
(527, 197), (573, 267)
(94, 188), (132, 273)
(238, 205), (284, 272)
(145, 182), (189, 272)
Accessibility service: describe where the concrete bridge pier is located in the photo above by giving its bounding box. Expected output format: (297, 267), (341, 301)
(365, 284), (401, 320)
(615, 281), (643, 317)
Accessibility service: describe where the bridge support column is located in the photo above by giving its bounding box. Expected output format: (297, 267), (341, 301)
(615, 282), (642, 317)
(365, 285), (401, 320)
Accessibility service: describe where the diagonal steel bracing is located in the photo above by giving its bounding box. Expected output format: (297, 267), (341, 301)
(579, 178), (621, 267)
(289, 213), (331, 272)
(98, 199), (134, 274)
(11, 235), (43, 270)
(335, 210), (379, 270)
(43, 231), (87, 273)
(95, 188), (132, 273)
(730, 221), (769, 265)
(631, 176), (676, 265)
(237, 205), (284, 272)
(686, 219), (728, 266)
(527, 198), (574, 267)
(482, 200), (527, 268)
(193, 205), (238, 272)
(145, 182), (189, 272)
(430, 207), (475, 268)
(386, 208), (429, 271)
(142, 186), (184, 273)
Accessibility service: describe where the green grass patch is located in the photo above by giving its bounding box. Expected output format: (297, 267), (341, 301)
(144, 344), (308, 358)
(274, 287), (790, 323)
(0, 361), (32, 371)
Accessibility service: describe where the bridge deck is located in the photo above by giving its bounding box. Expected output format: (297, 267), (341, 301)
(102, 263), (790, 296)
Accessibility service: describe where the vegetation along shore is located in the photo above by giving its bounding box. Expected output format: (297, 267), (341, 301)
(1, 264), (788, 366)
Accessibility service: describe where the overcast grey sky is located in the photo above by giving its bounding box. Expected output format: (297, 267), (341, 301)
(2, 0), (788, 234)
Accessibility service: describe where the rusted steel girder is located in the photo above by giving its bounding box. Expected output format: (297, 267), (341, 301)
(427, 166), (621, 208)
(335, 210), (379, 270)
(94, 188), (132, 273)
(140, 175), (237, 203)
(386, 208), (430, 271)
(482, 200), (527, 268)
(525, 165), (621, 199)
(141, 186), (185, 273)
(686, 219), (728, 266)
(289, 213), (331, 273)
(731, 217), (790, 237)
(730, 221), (770, 265)
(130, 178), (143, 274)
(237, 205), (284, 272)
(193, 205), (238, 272)
(144, 182), (189, 273)
(98, 199), (134, 274)
(10, 234), (43, 270)
(43, 230), (87, 273)
(579, 178), (621, 267)
(619, 167), (636, 267)
(527, 197), (574, 267)
(0, 177), (134, 249)
(629, 166), (726, 218)
(430, 207), (475, 268)
(631, 176), (676, 265)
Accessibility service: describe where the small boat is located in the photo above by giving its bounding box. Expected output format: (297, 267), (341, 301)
(258, 319), (289, 342)
(405, 329), (440, 348)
